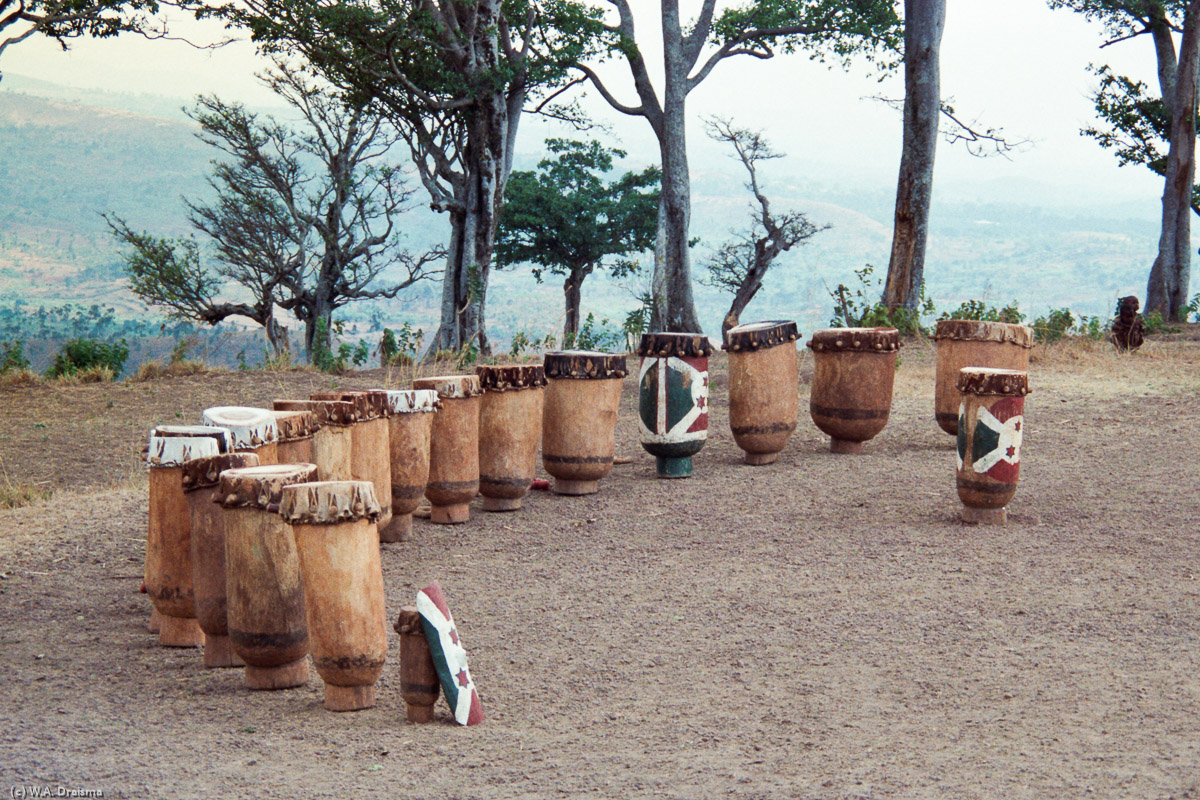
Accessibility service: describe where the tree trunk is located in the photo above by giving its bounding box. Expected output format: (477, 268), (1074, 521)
(882, 0), (946, 310)
(722, 257), (766, 337)
(562, 264), (593, 342)
(1147, 0), (1200, 321)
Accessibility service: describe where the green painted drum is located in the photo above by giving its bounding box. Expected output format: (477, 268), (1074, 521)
(636, 333), (711, 478)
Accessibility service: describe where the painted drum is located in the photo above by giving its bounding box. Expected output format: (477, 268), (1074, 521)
(476, 365), (546, 510)
(312, 391), (393, 535)
(219, 463), (318, 690)
(182, 451), (259, 668)
(394, 606), (440, 723)
(145, 425), (233, 647)
(201, 406), (280, 465)
(274, 399), (355, 481)
(542, 351), (627, 495)
(381, 389), (438, 541)
(282, 481), (387, 712)
(271, 409), (319, 466)
(412, 375), (482, 524)
(955, 368), (1030, 525)
(722, 321), (800, 465)
(635, 333), (711, 478)
(807, 327), (901, 454)
(934, 320), (1033, 435)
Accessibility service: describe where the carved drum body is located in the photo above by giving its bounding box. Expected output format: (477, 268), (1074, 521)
(283, 481), (388, 711)
(956, 368), (1030, 525)
(934, 320), (1033, 435)
(271, 410), (319, 466)
(275, 399), (355, 481)
(146, 425), (234, 647)
(807, 327), (900, 454)
(382, 389), (438, 541)
(476, 365), (546, 510)
(312, 391), (393, 533)
(412, 375), (482, 524)
(395, 606), (440, 723)
(220, 463), (318, 690)
(723, 321), (800, 465)
(201, 406), (279, 465)
(636, 334), (711, 478)
(542, 351), (627, 495)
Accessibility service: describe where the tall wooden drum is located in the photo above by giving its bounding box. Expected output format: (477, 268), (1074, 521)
(636, 334), (710, 478)
(146, 425), (233, 647)
(202, 406), (280, 465)
(274, 399), (355, 481)
(956, 368), (1030, 525)
(183, 451), (259, 667)
(934, 320), (1033, 435)
(476, 365), (546, 510)
(220, 463), (318, 690)
(807, 327), (900, 454)
(542, 351), (626, 495)
(271, 409), (318, 466)
(412, 375), (482, 524)
(381, 389), (437, 541)
(312, 391), (392, 533)
(723, 321), (800, 465)
(283, 481), (387, 711)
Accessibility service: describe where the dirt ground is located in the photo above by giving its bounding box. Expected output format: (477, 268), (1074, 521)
(0, 338), (1198, 799)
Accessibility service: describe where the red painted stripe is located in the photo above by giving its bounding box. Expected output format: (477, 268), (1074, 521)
(419, 581), (452, 621)
(466, 688), (485, 726)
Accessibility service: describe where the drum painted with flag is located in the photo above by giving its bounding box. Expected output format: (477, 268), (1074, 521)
(636, 333), (711, 478)
(723, 321), (800, 465)
(382, 389), (438, 541)
(183, 451), (258, 668)
(542, 351), (627, 495)
(807, 327), (900, 454)
(220, 463), (317, 690)
(934, 320), (1033, 435)
(312, 391), (393, 535)
(416, 581), (484, 726)
(146, 425), (234, 647)
(476, 364), (546, 510)
(412, 375), (482, 524)
(201, 406), (279, 465)
(275, 399), (356, 481)
(956, 368), (1030, 525)
(283, 480), (387, 712)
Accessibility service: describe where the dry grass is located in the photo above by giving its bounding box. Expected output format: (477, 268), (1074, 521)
(0, 369), (43, 387)
(50, 365), (115, 385)
(128, 359), (225, 382)
(0, 456), (52, 510)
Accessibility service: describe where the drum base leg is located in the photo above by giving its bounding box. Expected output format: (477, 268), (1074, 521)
(481, 496), (522, 512)
(148, 607), (162, 634)
(203, 634), (245, 668)
(324, 683), (377, 712)
(655, 455), (693, 478)
(830, 438), (864, 455)
(379, 513), (412, 543)
(157, 615), (204, 648)
(406, 702), (436, 723)
(962, 506), (1007, 525)
(245, 658), (309, 690)
(430, 503), (470, 524)
(743, 451), (778, 466)
(552, 479), (599, 495)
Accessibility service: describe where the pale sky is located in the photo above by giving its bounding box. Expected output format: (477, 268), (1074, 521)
(1, 0), (1169, 207)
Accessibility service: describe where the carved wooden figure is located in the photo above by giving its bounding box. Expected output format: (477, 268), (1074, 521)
(722, 321), (800, 465)
(201, 406), (279, 465)
(807, 327), (900, 454)
(476, 365), (546, 509)
(412, 375), (482, 524)
(542, 351), (627, 494)
(636, 333), (711, 478)
(381, 389), (438, 541)
(956, 368), (1030, 525)
(933, 320), (1033, 435)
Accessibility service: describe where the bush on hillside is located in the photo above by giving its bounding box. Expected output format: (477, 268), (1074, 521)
(45, 338), (129, 379)
(1, 340), (31, 374)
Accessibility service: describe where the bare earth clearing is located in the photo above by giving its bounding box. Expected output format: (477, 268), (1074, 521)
(0, 340), (1198, 799)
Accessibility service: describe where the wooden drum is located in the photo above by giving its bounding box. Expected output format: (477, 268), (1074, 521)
(956, 368), (1030, 525)
(636, 333), (711, 478)
(542, 351), (627, 495)
(723, 321), (800, 465)
(201, 406), (279, 465)
(476, 365), (546, 511)
(146, 425), (233, 646)
(807, 327), (900, 454)
(312, 391), (392, 533)
(220, 463), (318, 690)
(182, 451), (259, 667)
(412, 375), (482, 524)
(271, 409), (319, 466)
(394, 606), (440, 722)
(274, 399), (355, 481)
(934, 320), (1033, 435)
(381, 389), (438, 541)
(282, 481), (387, 711)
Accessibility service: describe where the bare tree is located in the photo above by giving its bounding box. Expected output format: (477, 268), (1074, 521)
(701, 118), (825, 336)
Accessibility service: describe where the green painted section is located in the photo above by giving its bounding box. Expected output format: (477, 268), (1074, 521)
(655, 455), (693, 478)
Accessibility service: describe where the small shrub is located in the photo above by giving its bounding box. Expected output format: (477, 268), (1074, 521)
(565, 313), (624, 352)
(509, 330), (557, 358)
(1, 340), (31, 374)
(45, 338), (129, 378)
(1031, 308), (1075, 344)
(0, 368), (42, 387)
(380, 323), (424, 366)
(130, 361), (167, 382)
(941, 299), (1025, 325)
(1144, 310), (1169, 335)
(828, 266), (935, 336)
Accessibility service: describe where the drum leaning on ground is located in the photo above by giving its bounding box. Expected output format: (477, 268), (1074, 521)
(722, 321), (800, 465)
(220, 463), (318, 690)
(807, 327), (901, 454)
(933, 320), (1033, 435)
(636, 333), (711, 478)
(201, 406), (280, 465)
(380, 389), (438, 541)
(476, 364), (546, 510)
(541, 351), (627, 495)
(282, 480), (387, 712)
(955, 368), (1031, 526)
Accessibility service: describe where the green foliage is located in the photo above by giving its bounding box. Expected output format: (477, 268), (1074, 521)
(1028, 308), (1109, 343)
(0, 341), (31, 374)
(709, 0), (902, 68)
(45, 338), (129, 378)
(564, 313), (623, 353)
(380, 323), (425, 365)
(508, 331), (557, 358)
(1144, 310), (1170, 335)
(0, 301), (178, 342)
(941, 299), (1025, 324)
(312, 317), (371, 373)
(828, 266), (934, 335)
(622, 291), (653, 352)
(1186, 293), (1200, 323)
